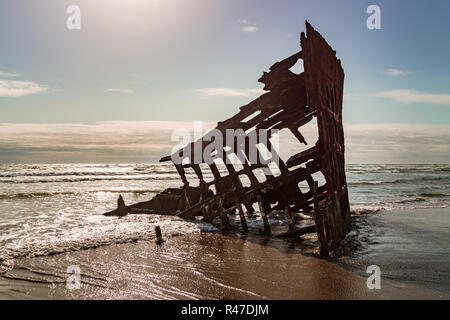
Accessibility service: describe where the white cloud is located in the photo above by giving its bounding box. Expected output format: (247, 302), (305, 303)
(0, 121), (448, 164)
(0, 121), (216, 163)
(241, 25), (258, 33)
(0, 79), (48, 97)
(277, 122), (450, 164)
(106, 88), (134, 93)
(0, 71), (21, 77)
(376, 89), (450, 106)
(386, 69), (408, 76)
(237, 19), (249, 24)
(342, 123), (450, 163)
(237, 18), (258, 33)
(193, 88), (263, 97)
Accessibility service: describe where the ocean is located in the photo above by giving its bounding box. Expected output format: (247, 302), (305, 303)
(0, 163), (448, 263)
(0, 163), (449, 298)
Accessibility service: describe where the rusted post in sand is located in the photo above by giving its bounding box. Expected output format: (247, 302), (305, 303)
(257, 194), (271, 236)
(313, 182), (329, 256)
(217, 196), (231, 231)
(234, 194), (248, 234)
(245, 201), (255, 218)
(285, 206), (296, 231)
(155, 225), (164, 244)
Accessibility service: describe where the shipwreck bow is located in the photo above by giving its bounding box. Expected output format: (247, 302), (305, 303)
(103, 22), (351, 256)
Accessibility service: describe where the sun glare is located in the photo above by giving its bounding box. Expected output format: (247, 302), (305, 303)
(83, 0), (169, 19)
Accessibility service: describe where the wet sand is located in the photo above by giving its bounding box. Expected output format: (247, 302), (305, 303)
(1, 226), (448, 299)
(338, 207), (450, 294)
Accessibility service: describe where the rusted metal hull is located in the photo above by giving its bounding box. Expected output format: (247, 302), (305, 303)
(104, 22), (351, 255)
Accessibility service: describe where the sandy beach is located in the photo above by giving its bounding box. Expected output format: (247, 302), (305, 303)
(1, 207), (449, 300)
(0, 164), (448, 300)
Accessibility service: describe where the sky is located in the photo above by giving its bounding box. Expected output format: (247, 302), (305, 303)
(0, 0), (449, 163)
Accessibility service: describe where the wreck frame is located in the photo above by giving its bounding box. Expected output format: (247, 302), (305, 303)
(105, 22), (351, 256)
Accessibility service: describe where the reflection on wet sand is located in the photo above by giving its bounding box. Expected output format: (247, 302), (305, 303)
(1, 232), (447, 300)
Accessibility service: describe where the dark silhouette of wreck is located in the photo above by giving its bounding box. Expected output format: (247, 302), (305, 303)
(104, 22), (351, 256)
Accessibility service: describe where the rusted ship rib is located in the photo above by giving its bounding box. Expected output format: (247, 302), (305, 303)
(104, 22), (351, 256)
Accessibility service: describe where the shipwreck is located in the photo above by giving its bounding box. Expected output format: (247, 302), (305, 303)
(104, 22), (351, 256)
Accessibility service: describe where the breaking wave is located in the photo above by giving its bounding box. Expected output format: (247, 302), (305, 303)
(0, 163), (448, 270)
(0, 189), (163, 200)
(418, 193), (449, 198)
(0, 214), (217, 269)
(0, 175), (183, 184)
(348, 180), (399, 185)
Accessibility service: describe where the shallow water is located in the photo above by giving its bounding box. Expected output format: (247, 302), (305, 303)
(0, 163), (449, 299)
(0, 163), (448, 263)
